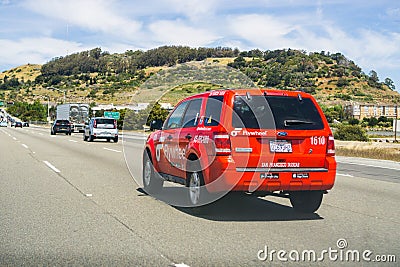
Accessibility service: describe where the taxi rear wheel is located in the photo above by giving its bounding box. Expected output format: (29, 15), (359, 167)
(188, 171), (203, 206)
(142, 152), (163, 194)
(289, 191), (323, 213)
(187, 161), (209, 207)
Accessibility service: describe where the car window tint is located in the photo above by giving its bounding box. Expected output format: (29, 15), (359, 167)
(182, 98), (202, 128)
(267, 96), (324, 130)
(232, 95), (324, 130)
(164, 101), (189, 129)
(96, 119), (114, 124)
(204, 96), (224, 126)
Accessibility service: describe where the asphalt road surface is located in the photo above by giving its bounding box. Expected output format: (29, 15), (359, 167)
(0, 126), (399, 266)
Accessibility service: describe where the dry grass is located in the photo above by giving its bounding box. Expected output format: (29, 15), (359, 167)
(0, 64), (41, 81)
(335, 140), (400, 162)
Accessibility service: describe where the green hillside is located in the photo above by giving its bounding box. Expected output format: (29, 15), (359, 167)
(1, 46), (399, 107)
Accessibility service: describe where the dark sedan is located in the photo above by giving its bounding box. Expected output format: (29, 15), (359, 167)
(15, 121), (23, 128)
(51, 120), (72, 135)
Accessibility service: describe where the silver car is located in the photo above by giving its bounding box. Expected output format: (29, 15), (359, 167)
(83, 117), (118, 142)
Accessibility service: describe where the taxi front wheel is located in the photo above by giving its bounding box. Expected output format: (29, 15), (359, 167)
(289, 191), (323, 213)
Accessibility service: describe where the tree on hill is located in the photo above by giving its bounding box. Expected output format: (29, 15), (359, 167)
(384, 78), (395, 90)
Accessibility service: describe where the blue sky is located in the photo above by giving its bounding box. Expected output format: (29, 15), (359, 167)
(1, 0), (399, 91)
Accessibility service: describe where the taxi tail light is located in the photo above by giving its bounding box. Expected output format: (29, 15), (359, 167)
(114, 120), (117, 129)
(214, 132), (231, 155)
(326, 135), (335, 156)
(93, 120), (97, 128)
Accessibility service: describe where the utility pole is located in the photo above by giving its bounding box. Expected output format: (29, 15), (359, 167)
(395, 105), (398, 142)
(46, 97), (50, 123)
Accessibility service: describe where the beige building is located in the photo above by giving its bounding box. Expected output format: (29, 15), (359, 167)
(345, 103), (399, 120)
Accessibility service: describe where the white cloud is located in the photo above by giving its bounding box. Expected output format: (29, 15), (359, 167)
(148, 19), (219, 46)
(228, 14), (297, 49)
(166, 0), (218, 21)
(0, 37), (88, 67)
(386, 7), (400, 18)
(21, 0), (142, 37)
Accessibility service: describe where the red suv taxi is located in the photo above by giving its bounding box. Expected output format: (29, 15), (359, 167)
(143, 89), (336, 213)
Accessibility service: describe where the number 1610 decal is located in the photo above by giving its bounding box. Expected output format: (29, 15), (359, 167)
(310, 136), (326, 146)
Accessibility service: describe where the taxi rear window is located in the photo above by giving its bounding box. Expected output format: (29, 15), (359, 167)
(204, 96), (224, 126)
(232, 95), (324, 130)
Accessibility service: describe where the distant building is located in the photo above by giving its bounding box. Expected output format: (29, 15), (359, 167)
(345, 102), (399, 120)
(92, 103), (174, 113)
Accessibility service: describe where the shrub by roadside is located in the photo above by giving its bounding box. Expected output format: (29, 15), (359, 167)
(334, 124), (368, 141)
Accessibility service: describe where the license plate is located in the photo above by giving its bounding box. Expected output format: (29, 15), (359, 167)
(269, 140), (292, 153)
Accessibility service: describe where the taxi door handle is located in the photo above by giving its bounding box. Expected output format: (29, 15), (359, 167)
(185, 134), (192, 140)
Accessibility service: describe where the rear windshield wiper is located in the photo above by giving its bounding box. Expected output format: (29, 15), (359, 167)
(284, 119), (314, 127)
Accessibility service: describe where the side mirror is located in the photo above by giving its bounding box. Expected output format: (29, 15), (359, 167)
(150, 119), (163, 131)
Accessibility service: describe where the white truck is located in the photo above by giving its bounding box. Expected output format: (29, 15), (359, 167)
(56, 103), (89, 133)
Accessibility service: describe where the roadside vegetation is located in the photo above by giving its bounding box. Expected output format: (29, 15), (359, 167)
(336, 144), (400, 162)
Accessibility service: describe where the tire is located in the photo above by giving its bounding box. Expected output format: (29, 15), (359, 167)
(142, 152), (163, 194)
(83, 133), (88, 141)
(289, 191), (323, 213)
(114, 137), (118, 143)
(88, 135), (94, 142)
(51, 130), (55, 135)
(107, 138), (110, 142)
(187, 161), (209, 207)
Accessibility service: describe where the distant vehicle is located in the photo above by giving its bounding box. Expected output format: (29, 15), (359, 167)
(10, 121), (16, 127)
(0, 121), (7, 127)
(83, 117), (118, 142)
(56, 103), (89, 133)
(15, 121), (23, 128)
(22, 122), (29, 127)
(51, 120), (72, 135)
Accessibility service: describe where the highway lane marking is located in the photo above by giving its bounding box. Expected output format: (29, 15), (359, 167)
(69, 139), (78, 143)
(21, 144), (29, 149)
(43, 161), (61, 173)
(12, 137), (17, 140)
(103, 147), (122, 153)
(337, 173), (354, 177)
(337, 160), (400, 171)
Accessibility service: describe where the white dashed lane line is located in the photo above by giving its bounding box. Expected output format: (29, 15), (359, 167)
(103, 147), (122, 153)
(43, 161), (61, 173)
(337, 173), (354, 177)
(21, 144), (29, 149)
(69, 139), (78, 143)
